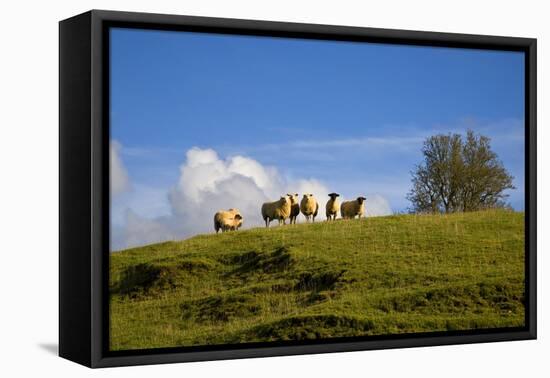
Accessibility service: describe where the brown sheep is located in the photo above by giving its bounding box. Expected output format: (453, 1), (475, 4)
(261, 196), (291, 227)
(340, 197), (366, 219)
(214, 208), (243, 233)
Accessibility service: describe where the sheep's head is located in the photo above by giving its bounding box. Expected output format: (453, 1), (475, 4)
(357, 196), (367, 204)
(233, 213), (243, 229)
(328, 192), (340, 199)
(287, 193), (299, 204)
(280, 196), (290, 204)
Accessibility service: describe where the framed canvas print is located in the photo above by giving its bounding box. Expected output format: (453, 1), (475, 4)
(59, 10), (537, 368)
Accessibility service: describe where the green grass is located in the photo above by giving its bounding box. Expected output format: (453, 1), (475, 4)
(109, 210), (525, 350)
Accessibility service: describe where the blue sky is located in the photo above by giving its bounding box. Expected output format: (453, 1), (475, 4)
(110, 27), (525, 249)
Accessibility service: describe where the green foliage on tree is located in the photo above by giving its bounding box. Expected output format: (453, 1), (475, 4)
(407, 130), (514, 213)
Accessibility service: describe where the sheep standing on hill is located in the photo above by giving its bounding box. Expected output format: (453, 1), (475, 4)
(325, 192), (340, 221)
(300, 194), (319, 222)
(287, 193), (300, 224)
(261, 196), (291, 227)
(340, 197), (367, 219)
(214, 208), (243, 233)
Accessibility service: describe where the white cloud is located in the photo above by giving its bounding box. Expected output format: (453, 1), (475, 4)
(363, 194), (393, 217)
(112, 147), (393, 250)
(110, 184), (171, 227)
(120, 210), (174, 250)
(171, 148), (283, 206)
(254, 135), (426, 155)
(167, 148), (295, 239)
(110, 140), (130, 196)
(290, 136), (425, 149)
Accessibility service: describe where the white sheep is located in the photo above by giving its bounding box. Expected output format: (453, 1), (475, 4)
(300, 194), (319, 222)
(287, 193), (300, 224)
(261, 196), (291, 227)
(325, 192), (340, 221)
(214, 208), (243, 233)
(340, 197), (367, 219)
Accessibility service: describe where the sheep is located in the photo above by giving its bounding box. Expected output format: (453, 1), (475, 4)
(287, 193), (300, 224)
(325, 192), (340, 221)
(340, 197), (367, 219)
(300, 194), (319, 222)
(214, 208), (243, 233)
(261, 196), (291, 227)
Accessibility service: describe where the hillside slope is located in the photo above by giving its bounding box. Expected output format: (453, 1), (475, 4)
(110, 210), (525, 351)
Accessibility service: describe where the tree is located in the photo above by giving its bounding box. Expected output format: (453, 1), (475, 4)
(407, 130), (514, 213)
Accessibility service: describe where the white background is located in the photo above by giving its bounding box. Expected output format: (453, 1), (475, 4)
(0, 0), (547, 376)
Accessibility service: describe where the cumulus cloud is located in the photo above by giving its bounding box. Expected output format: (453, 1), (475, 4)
(363, 194), (393, 217)
(167, 147), (305, 239)
(119, 210), (175, 250)
(111, 147), (393, 251)
(110, 140), (130, 196)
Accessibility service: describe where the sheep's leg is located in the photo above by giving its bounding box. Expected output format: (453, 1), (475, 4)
(265, 218), (269, 227)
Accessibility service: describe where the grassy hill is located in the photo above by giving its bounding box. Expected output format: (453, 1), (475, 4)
(109, 210), (525, 351)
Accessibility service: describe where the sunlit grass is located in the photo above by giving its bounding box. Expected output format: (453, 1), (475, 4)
(110, 209), (525, 350)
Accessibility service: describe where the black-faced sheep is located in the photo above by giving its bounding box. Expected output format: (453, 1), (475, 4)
(340, 197), (366, 219)
(300, 194), (319, 222)
(214, 208), (243, 233)
(261, 196), (291, 227)
(287, 193), (300, 224)
(325, 192), (340, 221)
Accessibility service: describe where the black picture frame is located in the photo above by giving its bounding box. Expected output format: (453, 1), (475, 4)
(59, 9), (537, 368)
